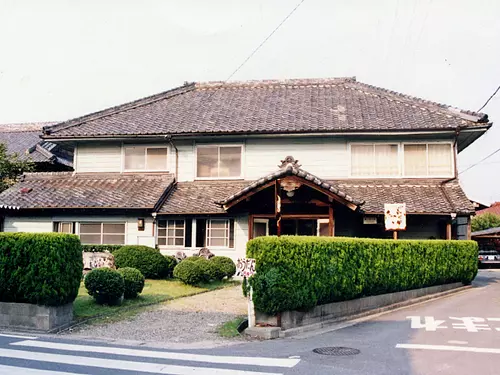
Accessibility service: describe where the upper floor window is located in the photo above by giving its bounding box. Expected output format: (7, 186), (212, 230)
(124, 146), (168, 171)
(351, 144), (399, 176)
(196, 145), (242, 179)
(403, 143), (453, 177)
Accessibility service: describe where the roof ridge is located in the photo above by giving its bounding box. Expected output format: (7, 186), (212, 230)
(195, 77), (356, 90)
(43, 83), (197, 136)
(346, 81), (485, 123)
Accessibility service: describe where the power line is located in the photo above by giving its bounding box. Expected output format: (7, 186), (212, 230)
(477, 84), (500, 112)
(459, 146), (500, 175)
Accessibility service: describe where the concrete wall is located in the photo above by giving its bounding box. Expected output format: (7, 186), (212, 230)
(0, 302), (73, 332)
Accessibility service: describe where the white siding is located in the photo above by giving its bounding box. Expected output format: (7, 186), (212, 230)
(245, 137), (348, 179)
(4, 215), (155, 246)
(4, 217), (53, 233)
(175, 140), (195, 182)
(76, 143), (122, 173)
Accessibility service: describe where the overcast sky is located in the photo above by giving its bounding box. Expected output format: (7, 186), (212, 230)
(0, 0), (499, 203)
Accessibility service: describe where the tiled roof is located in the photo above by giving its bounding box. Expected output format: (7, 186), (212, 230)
(158, 180), (249, 214)
(43, 78), (490, 139)
(334, 179), (474, 214)
(471, 226), (500, 237)
(0, 123), (72, 166)
(219, 163), (363, 207)
(158, 178), (473, 216)
(0, 172), (174, 210)
(477, 202), (500, 216)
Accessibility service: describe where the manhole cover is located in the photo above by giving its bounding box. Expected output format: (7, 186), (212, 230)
(313, 347), (360, 356)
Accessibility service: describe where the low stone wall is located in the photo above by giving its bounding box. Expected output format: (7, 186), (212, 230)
(0, 302), (73, 332)
(256, 282), (463, 330)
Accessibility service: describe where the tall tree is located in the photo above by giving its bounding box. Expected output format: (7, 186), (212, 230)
(471, 213), (500, 232)
(0, 143), (34, 192)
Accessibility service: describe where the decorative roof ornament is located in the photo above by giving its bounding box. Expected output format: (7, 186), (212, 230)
(279, 156), (301, 169)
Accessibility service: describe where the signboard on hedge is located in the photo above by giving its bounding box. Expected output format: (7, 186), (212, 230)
(384, 203), (406, 231)
(236, 258), (256, 277)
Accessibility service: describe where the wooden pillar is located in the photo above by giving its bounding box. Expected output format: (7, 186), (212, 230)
(248, 214), (254, 241)
(446, 222), (452, 240)
(467, 217), (472, 240)
(275, 180), (282, 237)
(329, 205), (335, 237)
(393, 231), (398, 240)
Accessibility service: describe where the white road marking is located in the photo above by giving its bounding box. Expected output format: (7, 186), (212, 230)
(447, 340), (468, 345)
(397, 343), (500, 354)
(11, 340), (299, 368)
(0, 334), (38, 340)
(0, 348), (283, 375)
(0, 364), (84, 374)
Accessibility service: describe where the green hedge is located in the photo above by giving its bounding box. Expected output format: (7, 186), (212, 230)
(247, 236), (478, 315)
(117, 267), (145, 299)
(114, 245), (172, 279)
(84, 268), (124, 305)
(81, 245), (122, 253)
(0, 233), (83, 306)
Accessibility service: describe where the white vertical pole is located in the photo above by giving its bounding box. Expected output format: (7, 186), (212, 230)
(248, 286), (255, 328)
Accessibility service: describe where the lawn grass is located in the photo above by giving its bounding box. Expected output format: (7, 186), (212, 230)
(74, 279), (239, 323)
(217, 316), (247, 338)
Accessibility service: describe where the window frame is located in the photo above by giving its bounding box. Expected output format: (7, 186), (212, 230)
(348, 141), (455, 178)
(205, 219), (233, 249)
(253, 218), (269, 238)
(348, 142), (401, 178)
(78, 222), (126, 245)
(122, 144), (170, 172)
(402, 141), (454, 178)
(157, 219), (186, 248)
(194, 144), (244, 180)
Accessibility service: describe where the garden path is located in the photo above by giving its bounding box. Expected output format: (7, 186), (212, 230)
(65, 285), (249, 348)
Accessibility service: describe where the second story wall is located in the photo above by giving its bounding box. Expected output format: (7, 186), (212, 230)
(73, 135), (456, 181)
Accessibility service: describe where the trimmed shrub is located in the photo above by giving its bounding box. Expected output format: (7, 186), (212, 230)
(84, 268), (124, 305)
(164, 255), (178, 278)
(173, 261), (206, 285)
(114, 246), (170, 279)
(117, 267), (145, 299)
(81, 244), (122, 253)
(247, 236), (478, 315)
(211, 256), (236, 279)
(0, 233), (82, 306)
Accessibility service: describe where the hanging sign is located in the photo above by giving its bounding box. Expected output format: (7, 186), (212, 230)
(384, 203), (407, 231)
(236, 258), (256, 277)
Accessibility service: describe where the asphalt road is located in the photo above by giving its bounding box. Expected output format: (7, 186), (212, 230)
(0, 270), (499, 374)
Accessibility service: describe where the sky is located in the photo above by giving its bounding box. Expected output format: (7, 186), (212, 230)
(0, 0), (499, 203)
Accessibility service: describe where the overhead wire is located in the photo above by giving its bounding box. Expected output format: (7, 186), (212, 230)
(477, 84), (500, 113)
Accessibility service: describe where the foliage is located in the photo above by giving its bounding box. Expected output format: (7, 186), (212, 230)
(0, 143), (34, 192)
(217, 316), (246, 338)
(211, 256), (236, 279)
(472, 213), (500, 232)
(173, 260), (206, 285)
(247, 236), (478, 315)
(81, 244), (122, 253)
(164, 255), (178, 278)
(84, 268), (124, 305)
(117, 267), (145, 299)
(114, 245), (171, 279)
(0, 232), (82, 306)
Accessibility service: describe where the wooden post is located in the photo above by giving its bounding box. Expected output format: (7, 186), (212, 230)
(329, 205), (334, 237)
(393, 231), (398, 240)
(248, 214), (254, 241)
(467, 216), (472, 240)
(275, 180), (282, 237)
(446, 222), (452, 240)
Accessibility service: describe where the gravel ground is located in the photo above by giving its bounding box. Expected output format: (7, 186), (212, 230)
(64, 285), (249, 347)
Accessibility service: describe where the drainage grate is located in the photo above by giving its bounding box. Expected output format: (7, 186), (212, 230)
(313, 347), (360, 356)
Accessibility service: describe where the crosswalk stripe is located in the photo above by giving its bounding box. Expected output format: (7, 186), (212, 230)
(0, 348), (283, 375)
(0, 334), (38, 340)
(0, 364), (83, 375)
(12, 340), (300, 368)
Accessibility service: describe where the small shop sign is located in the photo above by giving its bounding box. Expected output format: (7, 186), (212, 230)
(236, 258), (256, 277)
(384, 203), (407, 231)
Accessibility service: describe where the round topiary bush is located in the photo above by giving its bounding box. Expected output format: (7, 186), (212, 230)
(117, 267), (145, 299)
(84, 268), (124, 305)
(114, 246), (170, 279)
(210, 256), (236, 279)
(173, 260), (206, 285)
